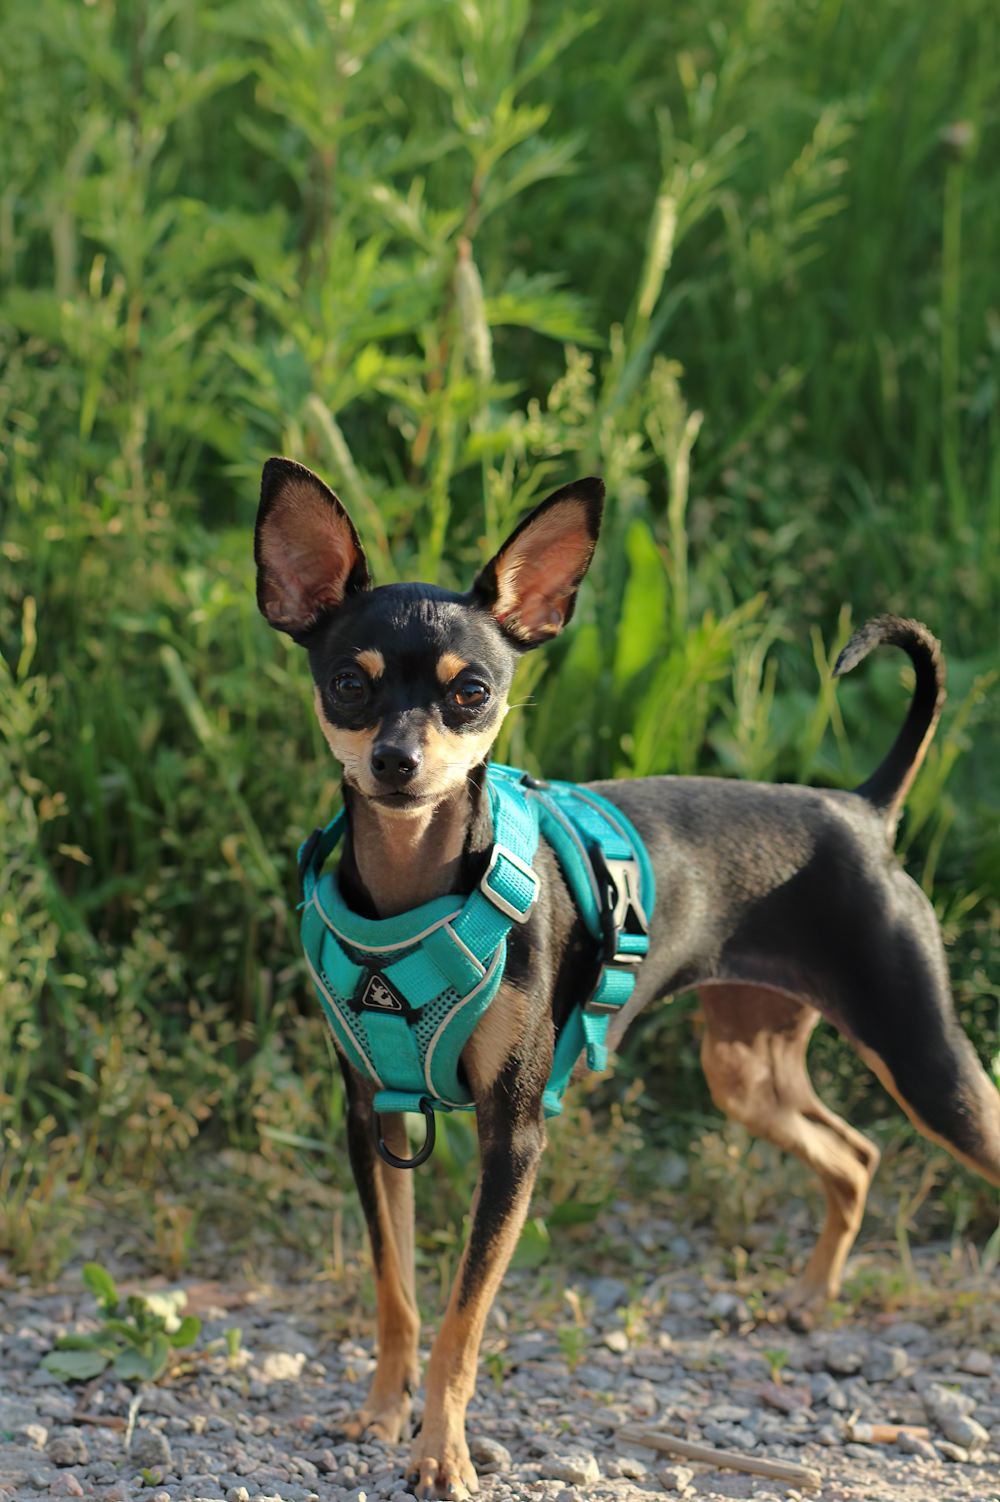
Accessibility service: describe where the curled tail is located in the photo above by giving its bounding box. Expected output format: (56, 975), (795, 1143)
(833, 615), (946, 826)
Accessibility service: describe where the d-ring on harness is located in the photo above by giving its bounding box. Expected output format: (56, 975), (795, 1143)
(297, 764), (655, 1168)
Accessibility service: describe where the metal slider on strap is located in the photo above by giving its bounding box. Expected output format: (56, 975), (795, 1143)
(479, 843), (539, 923)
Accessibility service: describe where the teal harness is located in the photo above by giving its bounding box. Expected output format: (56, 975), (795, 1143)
(298, 763), (654, 1166)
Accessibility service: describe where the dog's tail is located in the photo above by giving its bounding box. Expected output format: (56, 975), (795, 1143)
(832, 615), (946, 826)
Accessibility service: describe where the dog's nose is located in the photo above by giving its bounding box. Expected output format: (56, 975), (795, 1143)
(371, 744), (422, 789)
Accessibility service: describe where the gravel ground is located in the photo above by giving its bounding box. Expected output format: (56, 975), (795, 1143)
(3, 1232), (1000, 1502)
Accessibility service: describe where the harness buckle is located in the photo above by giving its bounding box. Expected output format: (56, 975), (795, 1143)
(480, 843), (539, 923)
(589, 846), (649, 967)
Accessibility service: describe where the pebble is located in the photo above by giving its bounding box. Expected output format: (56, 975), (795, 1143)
(898, 1432), (939, 1462)
(14, 1426), (48, 1451)
(468, 1437), (511, 1474)
(46, 1435), (90, 1468)
(959, 1348), (993, 1376)
(538, 1452), (600, 1485)
(130, 1431), (173, 1469)
(936, 1440), (970, 1463)
(588, 1277), (627, 1313)
(659, 1464), (695, 1492)
(49, 1473), (84, 1497)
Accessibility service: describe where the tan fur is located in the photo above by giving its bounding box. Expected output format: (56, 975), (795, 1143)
(699, 983), (881, 1313)
(436, 651), (468, 684)
(854, 1040), (1000, 1187)
(410, 1161), (541, 1498)
(343, 1114), (420, 1443)
(258, 478), (360, 631)
(350, 791), (473, 918)
(315, 688), (380, 787)
(356, 647), (386, 680)
(462, 981), (528, 1092)
(316, 690), (503, 808)
(493, 499), (595, 639)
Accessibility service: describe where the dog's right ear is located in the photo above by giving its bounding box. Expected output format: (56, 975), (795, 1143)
(254, 458), (371, 640)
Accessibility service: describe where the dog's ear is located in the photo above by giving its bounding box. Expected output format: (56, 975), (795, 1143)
(472, 477), (604, 648)
(255, 458), (371, 639)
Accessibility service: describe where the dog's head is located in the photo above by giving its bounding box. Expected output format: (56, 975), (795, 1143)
(254, 458), (604, 811)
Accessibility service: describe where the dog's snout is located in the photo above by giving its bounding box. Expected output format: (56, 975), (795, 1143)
(371, 743), (422, 788)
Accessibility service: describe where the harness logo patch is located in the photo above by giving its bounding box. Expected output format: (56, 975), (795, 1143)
(361, 972), (406, 1013)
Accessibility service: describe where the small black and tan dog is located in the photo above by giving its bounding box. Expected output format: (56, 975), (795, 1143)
(254, 457), (1000, 1499)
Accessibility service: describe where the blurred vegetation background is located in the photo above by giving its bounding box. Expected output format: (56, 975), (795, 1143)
(2, 0), (1000, 1282)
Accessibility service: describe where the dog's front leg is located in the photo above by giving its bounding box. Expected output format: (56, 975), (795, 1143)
(340, 1059), (421, 1442)
(408, 1070), (545, 1500)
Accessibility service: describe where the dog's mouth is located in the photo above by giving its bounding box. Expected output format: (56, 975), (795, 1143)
(370, 789), (437, 810)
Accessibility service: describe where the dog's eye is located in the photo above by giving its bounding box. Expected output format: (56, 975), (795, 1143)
(331, 670), (366, 704)
(450, 682), (489, 710)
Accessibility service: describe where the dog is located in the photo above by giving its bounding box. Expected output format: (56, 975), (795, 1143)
(254, 457), (1000, 1499)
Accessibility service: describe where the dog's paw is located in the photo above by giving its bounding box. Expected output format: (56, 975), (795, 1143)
(341, 1398), (411, 1445)
(406, 1446), (478, 1500)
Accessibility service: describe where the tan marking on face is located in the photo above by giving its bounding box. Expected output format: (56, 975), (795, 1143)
(436, 651), (468, 684)
(462, 980), (527, 1093)
(314, 687), (381, 791)
(356, 647), (386, 680)
(493, 499), (594, 639)
(314, 688), (508, 804)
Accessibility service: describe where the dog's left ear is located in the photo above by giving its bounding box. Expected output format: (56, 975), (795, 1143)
(472, 477), (604, 648)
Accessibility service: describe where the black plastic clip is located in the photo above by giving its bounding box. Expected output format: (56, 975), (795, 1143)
(372, 1097), (437, 1170)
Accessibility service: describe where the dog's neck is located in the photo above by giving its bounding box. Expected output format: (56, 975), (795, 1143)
(339, 770), (494, 920)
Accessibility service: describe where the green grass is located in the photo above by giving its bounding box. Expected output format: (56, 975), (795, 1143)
(2, 0), (999, 1276)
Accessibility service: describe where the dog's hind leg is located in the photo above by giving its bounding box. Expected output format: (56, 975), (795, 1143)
(699, 983), (880, 1321)
(340, 1062), (421, 1443)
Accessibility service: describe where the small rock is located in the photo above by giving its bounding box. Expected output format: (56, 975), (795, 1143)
(616, 1457), (646, 1479)
(862, 1342), (909, 1383)
(468, 1438), (511, 1475)
(667, 1236), (692, 1260)
(27, 1473), (52, 1492)
(899, 1432), (939, 1462)
(46, 1435), (90, 1468)
(658, 1464), (694, 1493)
(259, 1352), (306, 1382)
(152, 1493), (171, 1502)
(302, 1451), (336, 1475)
(667, 1290), (699, 1315)
(940, 1414), (989, 1449)
(815, 1425), (841, 1446)
(15, 1424), (49, 1450)
(228, 1490), (251, 1502)
(130, 1431), (172, 1470)
(588, 1277), (628, 1313)
(102, 1481), (131, 1502)
(603, 1330), (629, 1354)
(824, 1336), (866, 1375)
(960, 1349), (993, 1376)
(49, 1476), (85, 1498)
(936, 1440), (970, 1463)
(705, 1292), (738, 1322)
(539, 1452), (600, 1486)
(845, 1442), (883, 1461)
(809, 1372), (846, 1409)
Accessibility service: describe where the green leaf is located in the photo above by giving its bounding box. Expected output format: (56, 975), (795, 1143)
(82, 1262), (118, 1313)
(113, 1329), (172, 1381)
(42, 1348), (112, 1381)
(102, 1319), (146, 1346)
(510, 1216), (551, 1269)
(168, 1315), (201, 1349)
(547, 1198), (608, 1226)
(54, 1333), (120, 1355)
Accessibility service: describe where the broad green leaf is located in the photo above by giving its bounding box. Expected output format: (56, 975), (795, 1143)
(168, 1316), (201, 1349)
(548, 1198), (609, 1226)
(113, 1331), (171, 1381)
(42, 1349), (111, 1381)
(613, 520), (667, 687)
